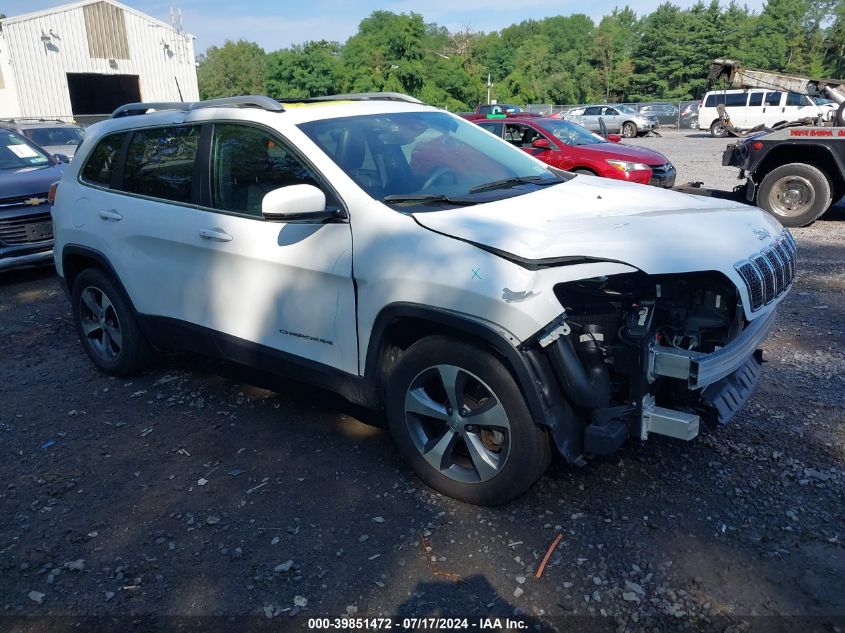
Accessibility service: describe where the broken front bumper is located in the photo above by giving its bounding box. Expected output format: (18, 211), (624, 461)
(648, 308), (776, 390)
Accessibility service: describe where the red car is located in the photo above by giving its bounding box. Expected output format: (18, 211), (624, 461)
(475, 117), (676, 187)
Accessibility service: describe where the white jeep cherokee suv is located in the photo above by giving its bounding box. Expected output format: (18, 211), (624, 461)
(51, 94), (795, 505)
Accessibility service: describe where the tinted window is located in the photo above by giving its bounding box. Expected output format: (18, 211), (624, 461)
(211, 124), (322, 217)
(478, 105), (492, 115)
(603, 108), (619, 116)
(704, 94), (718, 107)
(26, 127), (84, 147)
(786, 92), (808, 106)
(765, 92), (782, 106)
(748, 92), (763, 107)
(725, 93), (748, 107)
(81, 132), (125, 186)
(123, 126), (199, 203)
(583, 107), (603, 116)
(477, 121), (504, 137)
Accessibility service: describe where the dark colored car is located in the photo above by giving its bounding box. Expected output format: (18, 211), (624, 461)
(638, 104), (680, 126)
(461, 103), (542, 121)
(476, 117), (676, 187)
(0, 128), (65, 271)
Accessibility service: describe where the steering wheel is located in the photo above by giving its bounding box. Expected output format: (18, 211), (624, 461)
(421, 167), (458, 191)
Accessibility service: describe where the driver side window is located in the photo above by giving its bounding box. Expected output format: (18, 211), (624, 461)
(210, 124), (324, 218)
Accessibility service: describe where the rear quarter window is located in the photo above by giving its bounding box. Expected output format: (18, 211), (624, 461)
(81, 132), (126, 187)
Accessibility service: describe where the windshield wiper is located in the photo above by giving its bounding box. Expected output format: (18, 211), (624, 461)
(468, 175), (559, 194)
(382, 194), (478, 205)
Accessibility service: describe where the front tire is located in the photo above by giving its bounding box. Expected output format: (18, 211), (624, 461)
(757, 163), (832, 227)
(71, 268), (150, 376)
(385, 337), (550, 505)
(621, 122), (637, 138)
(710, 120), (729, 137)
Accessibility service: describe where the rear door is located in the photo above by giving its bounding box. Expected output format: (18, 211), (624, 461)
(580, 106), (604, 131)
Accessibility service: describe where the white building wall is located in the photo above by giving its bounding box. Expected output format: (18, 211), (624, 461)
(0, 0), (198, 118)
(0, 32), (23, 118)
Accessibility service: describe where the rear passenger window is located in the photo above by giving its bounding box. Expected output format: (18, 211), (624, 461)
(725, 93), (748, 107)
(765, 92), (782, 106)
(786, 92), (806, 106)
(81, 132), (125, 187)
(748, 93), (763, 107)
(210, 124), (323, 217)
(123, 126), (199, 203)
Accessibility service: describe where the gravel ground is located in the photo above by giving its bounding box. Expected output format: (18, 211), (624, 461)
(1, 136), (844, 632)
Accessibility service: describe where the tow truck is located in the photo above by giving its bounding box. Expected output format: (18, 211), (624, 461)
(714, 60), (845, 226)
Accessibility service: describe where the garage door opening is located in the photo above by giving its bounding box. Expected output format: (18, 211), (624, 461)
(67, 73), (141, 115)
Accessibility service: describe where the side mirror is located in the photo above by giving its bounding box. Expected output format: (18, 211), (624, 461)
(606, 134), (622, 143)
(53, 153), (70, 163)
(531, 138), (551, 150)
(262, 184), (339, 223)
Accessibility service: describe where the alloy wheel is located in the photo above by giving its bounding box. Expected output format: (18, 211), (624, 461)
(79, 286), (123, 362)
(404, 364), (510, 484)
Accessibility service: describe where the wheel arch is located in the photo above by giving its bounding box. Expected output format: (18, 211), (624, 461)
(752, 145), (845, 203)
(61, 245), (137, 312)
(363, 303), (580, 459)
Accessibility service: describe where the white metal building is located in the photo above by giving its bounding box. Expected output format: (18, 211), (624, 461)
(0, 0), (199, 119)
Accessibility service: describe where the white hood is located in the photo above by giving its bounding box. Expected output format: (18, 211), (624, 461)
(412, 176), (785, 276)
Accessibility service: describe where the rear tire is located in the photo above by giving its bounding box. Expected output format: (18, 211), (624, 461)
(71, 268), (151, 376)
(710, 120), (729, 137)
(757, 163), (832, 227)
(385, 337), (551, 505)
(621, 122), (637, 138)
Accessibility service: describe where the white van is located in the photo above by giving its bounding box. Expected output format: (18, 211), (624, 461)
(700, 89), (824, 137)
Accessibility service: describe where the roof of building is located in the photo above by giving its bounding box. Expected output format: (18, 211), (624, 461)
(0, 0), (194, 39)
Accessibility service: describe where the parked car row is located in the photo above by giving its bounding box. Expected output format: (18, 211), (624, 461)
(0, 119), (85, 160)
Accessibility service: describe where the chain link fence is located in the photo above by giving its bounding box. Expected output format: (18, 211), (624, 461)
(524, 100), (702, 129)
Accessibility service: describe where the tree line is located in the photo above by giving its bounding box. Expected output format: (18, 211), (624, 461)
(197, 0), (845, 110)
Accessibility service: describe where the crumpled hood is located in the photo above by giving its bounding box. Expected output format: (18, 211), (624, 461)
(412, 175), (785, 276)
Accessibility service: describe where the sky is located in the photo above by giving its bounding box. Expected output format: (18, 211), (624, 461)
(2, 0), (767, 53)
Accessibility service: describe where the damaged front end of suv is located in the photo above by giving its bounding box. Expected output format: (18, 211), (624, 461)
(520, 230), (796, 461)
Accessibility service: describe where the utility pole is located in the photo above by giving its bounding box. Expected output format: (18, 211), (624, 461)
(487, 74), (492, 105)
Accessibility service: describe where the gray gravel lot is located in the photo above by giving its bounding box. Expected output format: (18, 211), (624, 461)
(1, 134), (844, 632)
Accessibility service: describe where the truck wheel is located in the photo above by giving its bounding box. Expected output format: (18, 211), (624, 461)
(621, 122), (637, 138)
(71, 268), (151, 376)
(385, 337), (550, 505)
(710, 121), (729, 138)
(758, 163), (832, 227)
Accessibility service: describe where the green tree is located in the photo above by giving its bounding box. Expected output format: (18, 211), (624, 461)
(197, 40), (266, 99)
(265, 41), (341, 99)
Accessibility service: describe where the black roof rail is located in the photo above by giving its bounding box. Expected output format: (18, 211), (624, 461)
(277, 92), (423, 105)
(111, 95), (285, 119)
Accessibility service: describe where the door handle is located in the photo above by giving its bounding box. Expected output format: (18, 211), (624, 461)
(199, 228), (233, 242)
(98, 209), (122, 221)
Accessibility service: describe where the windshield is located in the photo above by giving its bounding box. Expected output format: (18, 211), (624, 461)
(25, 126), (84, 147)
(0, 130), (51, 170)
(299, 111), (562, 208)
(539, 120), (606, 146)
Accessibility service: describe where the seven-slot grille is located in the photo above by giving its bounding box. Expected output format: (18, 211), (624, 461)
(734, 231), (797, 311)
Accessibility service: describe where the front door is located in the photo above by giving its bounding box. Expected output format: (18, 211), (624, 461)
(189, 122), (357, 374)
